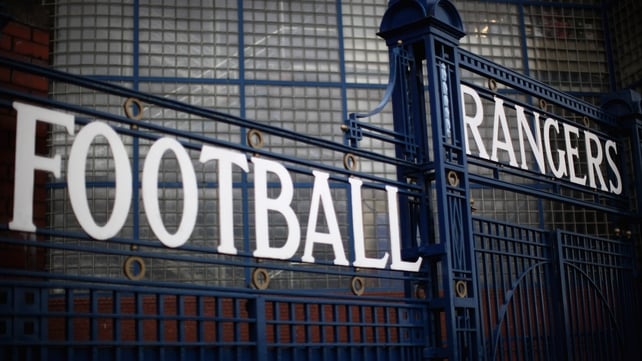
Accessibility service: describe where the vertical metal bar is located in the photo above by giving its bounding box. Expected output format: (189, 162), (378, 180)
(360, 305), (367, 351)
(251, 297), (267, 361)
(518, 231), (532, 360)
(40, 288), (48, 361)
(533, 247), (546, 361)
(494, 224), (505, 361)
(517, 230), (527, 361)
(114, 291), (122, 361)
(90, 290), (98, 361)
(65, 288), (74, 361)
(233, 299), (240, 360)
(555, 231), (573, 360)
(197, 295), (204, 361)
(565, 235), (578, 360)
(178, 295), (185, 361)
(288, 302), (295, 347)
(136, 292), (144, 361)
(573, 236), (586, 360)
(216, 297), (223, 360)
(531, 233), (546, 361)
(131, 0), (141, 292)
(335, 0), (349, 149)
(157, 294), (165, 361)
(273, 301), (280, 345)
(319, 302), (326, 345)
(486, 223), (501, 360)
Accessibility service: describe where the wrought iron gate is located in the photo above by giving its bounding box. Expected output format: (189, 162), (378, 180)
(474, 220), (637, 360)
(1, 1), (641, 360)
(0, 53), (430, 360)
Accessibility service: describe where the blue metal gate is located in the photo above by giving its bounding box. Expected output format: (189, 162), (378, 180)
(474, 220), (637, 360)
(0, 53), (430, 360)
(1, 0), (641, 360)
(375, 1), (640, 359)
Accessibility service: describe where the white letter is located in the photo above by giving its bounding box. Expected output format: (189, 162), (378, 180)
(200, 146), (249, 255)
(461, 84), (489, 159)
(563, 123), (586, 186)
(515, 105), (545, 173)
(302, 171), (349, 266)
(142, 137), (198, 248)
(490, 97), (519, 167)
(605, 140), (622, 195)
(252, 157), (300, 260)
(583, 131), (608, 191)
(67, 122), (132, 240)
(543, 118), (567, 179)
(9, 102), (74, 232)
(387, 186), (422, 272)
(349, 178), (389, 269)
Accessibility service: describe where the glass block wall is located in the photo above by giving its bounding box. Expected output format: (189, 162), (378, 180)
(607, 0), (642, 94)
(454, 0), (613, 236)
(44, 0), (635, 283)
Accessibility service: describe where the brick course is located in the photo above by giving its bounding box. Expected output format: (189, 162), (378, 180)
(0, 20), (50, 273)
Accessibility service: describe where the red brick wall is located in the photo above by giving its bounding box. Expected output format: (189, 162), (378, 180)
(0, 20), (50, 272)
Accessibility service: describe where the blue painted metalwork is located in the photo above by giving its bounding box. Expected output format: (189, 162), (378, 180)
(375, 1), (639, 360)
(378, 1), (483, 360)
(1, 1), (640, 360)
(0, 51), (429, 360)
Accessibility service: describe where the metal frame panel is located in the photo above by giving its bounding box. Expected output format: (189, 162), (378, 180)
(0, 55), (430, 361)
(1, 1), (641, 360)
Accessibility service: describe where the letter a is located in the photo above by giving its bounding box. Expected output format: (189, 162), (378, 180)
(302, 171), (349, 266)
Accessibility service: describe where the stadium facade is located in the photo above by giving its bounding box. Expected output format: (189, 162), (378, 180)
(1, 0), (641, 360)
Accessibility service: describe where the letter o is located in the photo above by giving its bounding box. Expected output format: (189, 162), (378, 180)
(67, 122), (132, 240)
(142, 137), (198, 248)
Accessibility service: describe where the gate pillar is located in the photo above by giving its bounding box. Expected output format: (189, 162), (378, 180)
(379, 1), (482, 360)
(602, 90), (642, 360)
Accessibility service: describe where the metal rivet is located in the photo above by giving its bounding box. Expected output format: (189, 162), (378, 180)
(343, 153), (358, 171)
(123, 97), (144, 120)
(538, 99), (547, 110)
(488, 78), (497, 91)
(123, 256), (146, 280)
(247, 128), (264, 149)
(252, 268), (270, 290)
(582, 116), (590, 127)
(447, 170), (459, 187)
(351, 276), (365, 296)
(455, 280), (468, 298)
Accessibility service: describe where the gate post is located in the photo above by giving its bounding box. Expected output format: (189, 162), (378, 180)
(602, 89), (642, 359)
(379, 1), (483, 360)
